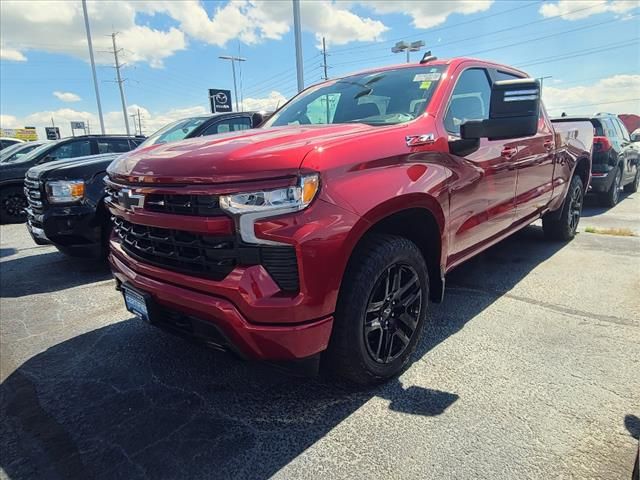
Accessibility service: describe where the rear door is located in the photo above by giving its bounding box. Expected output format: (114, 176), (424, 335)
(445, 67), (519, 258)
(493, 70), (556, 223)
(612, 117), (638, 183)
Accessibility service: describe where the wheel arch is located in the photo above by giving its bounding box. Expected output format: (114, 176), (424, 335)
(341, 194), (447, 303)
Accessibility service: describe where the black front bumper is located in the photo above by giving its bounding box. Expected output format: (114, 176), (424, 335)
(26, 205), (104, 257)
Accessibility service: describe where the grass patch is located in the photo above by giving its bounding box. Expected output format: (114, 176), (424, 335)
(584, 226), (637, 237)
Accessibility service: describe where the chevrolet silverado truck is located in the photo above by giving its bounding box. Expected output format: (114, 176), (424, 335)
(25, 112), (267, 257)
(106, 57), (593, 384)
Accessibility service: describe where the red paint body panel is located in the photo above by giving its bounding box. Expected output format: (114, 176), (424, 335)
(107, 58), (593, 361)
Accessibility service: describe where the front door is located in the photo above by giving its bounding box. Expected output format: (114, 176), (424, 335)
(445, 67), (519, 261)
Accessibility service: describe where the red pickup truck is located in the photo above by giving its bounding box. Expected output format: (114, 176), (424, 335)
(106, 57), (593, 384)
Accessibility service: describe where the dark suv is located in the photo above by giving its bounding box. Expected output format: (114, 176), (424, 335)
(573, 113), (639, 206)
(25, 112), (266, 257)
(1, 135), (143, 222)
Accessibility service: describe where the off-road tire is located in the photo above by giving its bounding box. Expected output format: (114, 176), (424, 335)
(0, 186), (28, 223)
(324, 234), (429, 385)
(601, 167), (622, 207)
(543, 175), (584, 241)
(624, 169), (639, 193)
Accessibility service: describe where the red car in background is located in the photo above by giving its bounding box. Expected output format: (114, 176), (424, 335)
(106, 57), (593, 384)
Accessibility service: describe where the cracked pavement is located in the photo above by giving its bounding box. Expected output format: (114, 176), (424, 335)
(1, 191), (639, 479)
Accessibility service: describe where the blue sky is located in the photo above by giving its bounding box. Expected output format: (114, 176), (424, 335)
(1, 0), (638, 138)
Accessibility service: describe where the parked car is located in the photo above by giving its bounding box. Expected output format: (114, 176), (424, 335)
(0, 137), (24, 151)
(0, 134), (143, 223)
(0, 140), (48, 163)
(105, 57), (593, 384)
(24, 112), (267, 256)
(555, 113), (639, 206)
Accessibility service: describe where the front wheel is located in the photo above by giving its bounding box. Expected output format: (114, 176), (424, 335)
(542, 175), (584, 241)
(0, 186), (28, 223)
(324, 234), (429, 385)
(624, 169), (639, 193)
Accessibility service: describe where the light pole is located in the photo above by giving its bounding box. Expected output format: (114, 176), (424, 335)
(219, 55), (246, 111)
(81, 0), (105, 134)
(292, 0), (304, 92)
(391, 40), (425, 63)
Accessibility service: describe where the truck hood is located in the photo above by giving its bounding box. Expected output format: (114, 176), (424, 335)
(108, 124), (375, 184)
(27, 153), (120, 181)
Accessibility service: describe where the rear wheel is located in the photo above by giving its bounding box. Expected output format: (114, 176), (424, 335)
(624, 169), (639, 193)
(543, 175), (584, 241)
(601, 167), (622, 207)
(325, 234), (429, 385)
(0, 186), (27, 223)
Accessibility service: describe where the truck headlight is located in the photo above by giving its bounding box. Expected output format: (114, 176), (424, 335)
(220, 173), (319, 245)
(46, 180), (85, 204)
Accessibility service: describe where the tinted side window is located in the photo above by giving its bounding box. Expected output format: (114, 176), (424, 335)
(602, 118), (618, 139)
(592, 120), (604, 136)
(444, 68), (491, 135)
(495, 71), (523, 81)
(97, 138), (134, 153)
(200, 117), (252, 136)
(48, 140), (91, 160)
(614, 118), (630, 141)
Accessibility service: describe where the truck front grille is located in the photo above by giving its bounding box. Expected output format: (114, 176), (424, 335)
(112, 216), (299, 291)
(24, 178), (43, 214)
(145, 193), (223, 216)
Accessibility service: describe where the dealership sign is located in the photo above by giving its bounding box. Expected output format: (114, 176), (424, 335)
(45, 127), (61, 140)
(1, 127), (38, 141)
(209, 89), (232, 113)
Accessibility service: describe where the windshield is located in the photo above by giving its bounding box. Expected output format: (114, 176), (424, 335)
(1, 141), (55, 164)
(0, 142), (45, 163)
(138, 117), (210, 148)
(265, 65), (446, 127)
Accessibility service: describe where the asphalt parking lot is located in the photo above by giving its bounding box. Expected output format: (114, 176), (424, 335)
(1, 192), (639, 480)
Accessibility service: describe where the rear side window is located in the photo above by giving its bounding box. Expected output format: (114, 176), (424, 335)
(444, 68), (492, 135)
(592, 120), (604, 136)
(48, 140), (91, 160)
(495, 71), (523, 81)
(602, 118), (618, 139)
(97, 138), (135, 154)
(200, 117), (252, 136)
(614, 118), (630, 141)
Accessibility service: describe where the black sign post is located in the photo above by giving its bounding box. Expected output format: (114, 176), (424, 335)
(209, 89), (232, 113)
(45, 127), (61, 140)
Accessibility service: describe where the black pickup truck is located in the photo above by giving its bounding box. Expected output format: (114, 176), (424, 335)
(1, 134), (144, 222)
(25, 111), (267, 257)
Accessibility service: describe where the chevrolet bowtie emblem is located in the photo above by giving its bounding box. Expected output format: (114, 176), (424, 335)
(118, 188), (144, 211)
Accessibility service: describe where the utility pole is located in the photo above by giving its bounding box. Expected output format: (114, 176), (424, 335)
(322, 37), (329, 81)
(219, 55), (246, 111)
(110, 32), (131, 135)
(538, 75), (552, 92)
(82, 0), (105, 134)
(137, 109), (142, 135)
(292, 0), (304, 91)
(129, 114), (138, 135)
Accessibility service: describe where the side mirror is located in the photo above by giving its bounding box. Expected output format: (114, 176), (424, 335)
(251, 113), (264, 127)
(631, 133), (640, 142)
(461, 78), (541, 141)
(39, 155), (55, 164)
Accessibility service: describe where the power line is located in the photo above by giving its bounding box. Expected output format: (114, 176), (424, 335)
(330, 0), (542, 55)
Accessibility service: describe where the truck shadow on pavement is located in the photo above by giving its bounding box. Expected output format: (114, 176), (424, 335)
(0, 226), (566, 480)
(0, 249), (111, 298)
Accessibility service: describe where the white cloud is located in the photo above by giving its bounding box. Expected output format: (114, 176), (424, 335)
(539, 0), (640, 20)
(241, 91), (288, 111)
(53, 91), (81, 103)
(0, 46), (27, 62)
(543, 74), (640, 115)
(0, 0), (186, 68)
(361, 0), (493, 29)
(140, 0), (388, 47)
(0, 91), (288, 139)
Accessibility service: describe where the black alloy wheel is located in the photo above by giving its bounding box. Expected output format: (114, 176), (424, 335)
(568, 180), (583, 235)
(0, 187), (27, 223)
(364, 264), (422, 364)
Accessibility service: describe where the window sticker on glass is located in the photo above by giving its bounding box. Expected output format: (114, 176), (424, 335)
(419, 81), (432, 89)
(413, 73), (441, 82)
